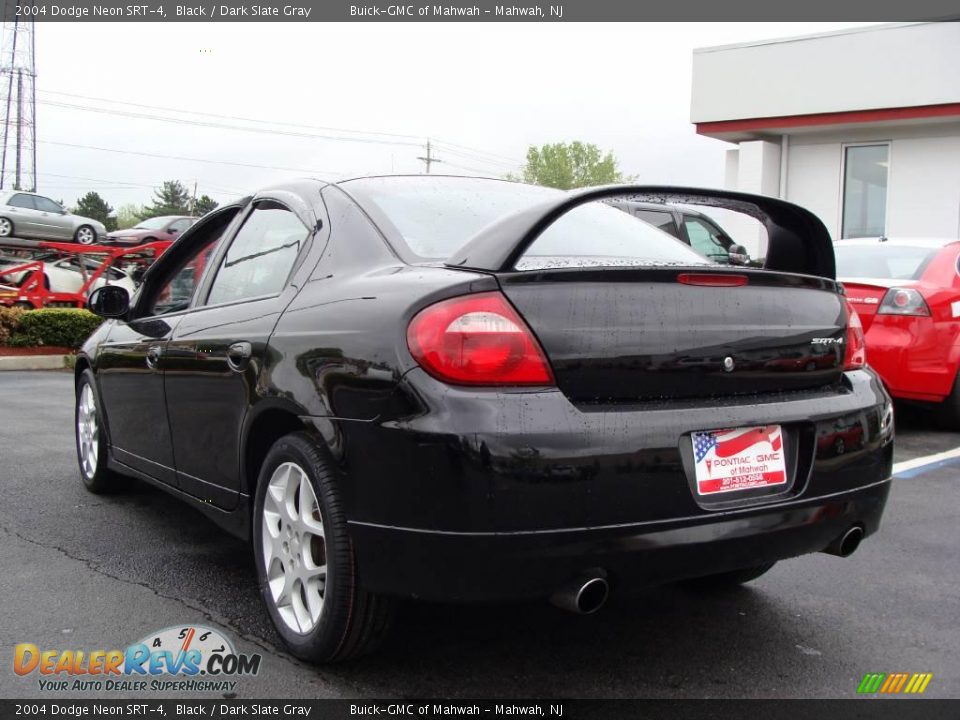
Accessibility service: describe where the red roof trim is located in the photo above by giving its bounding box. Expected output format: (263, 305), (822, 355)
(696, 103), (960, 135)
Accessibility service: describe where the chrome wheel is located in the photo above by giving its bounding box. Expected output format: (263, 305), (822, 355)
(0, 218), (11, 236)
(75, 226), (95, 245)
(261, 462), (327, 634)
(77, 384), (99, 480)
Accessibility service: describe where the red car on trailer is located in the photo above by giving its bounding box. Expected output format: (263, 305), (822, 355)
(835, 237), (960, 426)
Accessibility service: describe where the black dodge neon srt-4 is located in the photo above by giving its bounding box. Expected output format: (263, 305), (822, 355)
(76, 176), (894, 662)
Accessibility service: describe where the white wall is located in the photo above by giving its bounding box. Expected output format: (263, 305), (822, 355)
(781, 125), (960, 239)
(692, 22), (960, 123)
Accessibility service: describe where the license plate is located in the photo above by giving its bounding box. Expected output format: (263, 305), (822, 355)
(692, 425), (787, 495)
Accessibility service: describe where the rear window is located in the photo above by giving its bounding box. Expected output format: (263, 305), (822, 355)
(834, 244), (942, 280)
(344, 176), (710, 269)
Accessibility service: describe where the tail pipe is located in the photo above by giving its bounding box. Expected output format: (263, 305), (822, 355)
(821, 525), (865, 558)
(550, 573), (609, 615)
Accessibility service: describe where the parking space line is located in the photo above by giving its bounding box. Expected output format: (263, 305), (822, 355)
(893, 446), (960, 479)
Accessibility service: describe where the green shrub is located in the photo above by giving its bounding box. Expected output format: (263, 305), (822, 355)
(8, 308), (103, 349)
(0, 306), (25, 344)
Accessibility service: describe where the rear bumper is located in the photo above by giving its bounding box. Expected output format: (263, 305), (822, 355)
(326, 368), (894, 602)
(350, 477), (891, 602)
(863, 317), (958, 402)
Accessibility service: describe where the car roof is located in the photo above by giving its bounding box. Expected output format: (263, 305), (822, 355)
(835, 237), (960, 249)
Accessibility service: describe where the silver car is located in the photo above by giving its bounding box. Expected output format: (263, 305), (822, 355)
(0, 191), (107, 245)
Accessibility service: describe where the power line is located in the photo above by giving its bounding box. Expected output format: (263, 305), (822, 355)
(416, 140), (442, 174)
(38, 139), (341, 177)
(36, 88), (524, 167)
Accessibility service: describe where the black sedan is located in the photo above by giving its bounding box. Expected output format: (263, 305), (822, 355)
(77, 176), (894, 662)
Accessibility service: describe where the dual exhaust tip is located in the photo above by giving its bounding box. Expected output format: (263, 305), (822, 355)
(551, 525), (865, 614)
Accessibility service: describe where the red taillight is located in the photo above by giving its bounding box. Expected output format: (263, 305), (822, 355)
(844, 301), (866, 370)
(407, 291), (555, 386)
(877, 287), (930, 316)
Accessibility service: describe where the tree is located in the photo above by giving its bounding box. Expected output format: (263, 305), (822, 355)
(72, 191), (117, 231)
(513, 141), (630, 190)
(142, 180), (191, 218)
(192, 194), (218, 216)
(115, 204), (145, 230)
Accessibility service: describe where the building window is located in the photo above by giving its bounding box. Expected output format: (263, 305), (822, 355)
(842, 144), (889, 238)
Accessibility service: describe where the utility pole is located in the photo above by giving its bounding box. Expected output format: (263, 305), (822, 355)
(417, 139), (442, 174)
(0, 1), (37, 191)
(189, 180), (197, 214)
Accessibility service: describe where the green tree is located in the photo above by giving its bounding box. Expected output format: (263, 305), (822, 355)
(143, 180), (191, 218)
(115, 204), (145, 230)
(192, 194), (218, 216)
(72, 191), (117, 231)
(512, 141), (630, 190)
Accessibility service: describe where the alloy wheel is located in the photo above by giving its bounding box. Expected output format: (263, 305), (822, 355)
(77, 384), (99, 480)
(76, 227), (95, 245)
(0, 218), (11, 236)
(261, 462), (328, 634)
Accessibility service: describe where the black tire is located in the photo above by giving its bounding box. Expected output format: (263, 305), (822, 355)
(74, 225), (97, 245)
(0, 216), (13, 237)
(682, 562), (776, 590)
(938, 373), (960, 430)
(252, 432), (394, 663)
(75, 369), (122, 494)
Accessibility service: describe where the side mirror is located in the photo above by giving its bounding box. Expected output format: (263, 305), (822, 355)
(169, 228), (179, 234)
(728, 243), (751, 266)
(87, 285), (130, 319)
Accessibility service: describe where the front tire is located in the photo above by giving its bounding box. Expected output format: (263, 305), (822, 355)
(0, 217), (13, 237)
(75, 370), (121, 493)
(74, 225), (97, 245)
(682, 562), (776, 590)
(252, 432), (394, 662)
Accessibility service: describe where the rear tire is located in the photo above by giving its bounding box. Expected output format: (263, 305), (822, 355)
(75, 370), (122, 493)
(252, 432), (394, 663)
(0, 217), (13, 237)
(682, 562), (776, 590)
(938, 372), (960, 430)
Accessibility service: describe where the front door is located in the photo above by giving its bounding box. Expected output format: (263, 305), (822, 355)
(163, 198), (312, 509)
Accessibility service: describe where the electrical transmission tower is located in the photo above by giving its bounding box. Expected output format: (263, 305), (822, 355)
(0, 2), (36, 192)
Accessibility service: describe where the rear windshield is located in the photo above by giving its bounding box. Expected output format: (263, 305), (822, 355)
(834, 244), (941, 280)
(343, 176), (711, 269)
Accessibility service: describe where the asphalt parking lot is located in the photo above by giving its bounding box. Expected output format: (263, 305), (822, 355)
(1, 370), (958, 699)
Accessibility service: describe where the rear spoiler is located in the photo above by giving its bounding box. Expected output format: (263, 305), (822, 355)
(446, 185), (836, 280)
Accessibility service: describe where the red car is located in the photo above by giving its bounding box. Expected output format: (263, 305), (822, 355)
(104, 215), (196, 246)
(835, 237), (960, 425)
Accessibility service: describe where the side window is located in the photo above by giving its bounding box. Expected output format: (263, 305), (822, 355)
(34, 196), (63, 213)
(633, 210), (679, 238)
(205, 201), (308, 306)
(684, 218), (730, 263)
(8, 194), (36, 209)
(142, 209), (241, 316)
(169, 219), (191, 233)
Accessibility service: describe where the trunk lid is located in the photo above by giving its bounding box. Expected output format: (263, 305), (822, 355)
(498, 268), (846, 403)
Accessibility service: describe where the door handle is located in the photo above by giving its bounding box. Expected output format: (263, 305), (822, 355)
(146, 345), (163, 369)
(226, 341), (253, 372)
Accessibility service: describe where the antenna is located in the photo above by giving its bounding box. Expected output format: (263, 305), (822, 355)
(0, 1), (36, 192)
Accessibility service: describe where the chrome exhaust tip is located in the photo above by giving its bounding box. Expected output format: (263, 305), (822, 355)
(822, 525), (865, 557)
(550, 575), (609, 615)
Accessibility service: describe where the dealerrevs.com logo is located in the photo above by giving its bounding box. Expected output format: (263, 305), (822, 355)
(14, 625), (262, 693)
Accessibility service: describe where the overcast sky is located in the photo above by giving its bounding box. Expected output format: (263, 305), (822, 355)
(33, 22), (879, 212)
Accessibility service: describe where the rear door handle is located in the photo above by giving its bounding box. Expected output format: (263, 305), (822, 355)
(226, 341), (253, 372)
(146, 345), (163, 369)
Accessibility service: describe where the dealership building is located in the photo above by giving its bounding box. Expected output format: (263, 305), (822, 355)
(691, 22), (960, 253)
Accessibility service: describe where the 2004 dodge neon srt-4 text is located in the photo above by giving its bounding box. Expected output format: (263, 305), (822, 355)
(76, 177), (894, 662)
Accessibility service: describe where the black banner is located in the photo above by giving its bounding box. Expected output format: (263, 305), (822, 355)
(1, 700), (959, 720)
(4, 1), (960, 22)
